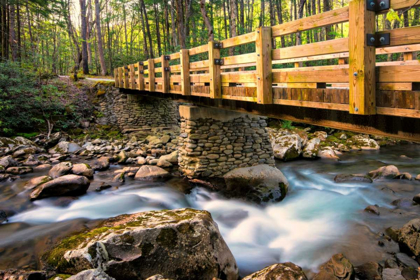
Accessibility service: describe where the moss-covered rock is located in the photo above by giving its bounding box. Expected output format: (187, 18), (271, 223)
(46, 208), (238, 280)
(243, 263), (308, 280)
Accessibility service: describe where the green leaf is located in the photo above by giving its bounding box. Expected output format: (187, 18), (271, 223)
(386, 9), (401, 24)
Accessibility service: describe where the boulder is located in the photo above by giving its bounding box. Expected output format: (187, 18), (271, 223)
(67, 269), (115, 280)
(313, 253), (354, 280)
(146, 275), (172, 280)
(398, 219), (420, 263)
(159, 151), (178, 164)
(6, 166), (33, 175)
(364, 205), (380, 216)
(413, 193), (420, 204)
(34, 164), (52, 172)
(157, 159), (172, 168)
(25, 175), (53, 190)
(137, 157), (147, 165)
(317, 147), (339, 159)
(302, 138), (321, 158)
(30, 175), (90, 200)
(401, 267), (419, 280)
(382, 268), (405, 280)
(395, 172), (412, 180)
(354, 262), (382, 280)
(72, 163), (94, 179)
(0, 270), (46, 280)
(0, 155), (19, 168)
(47, 208), (238, 280)
(134, 165), (170, 181)
(243, 263), (308, 280)
(49, 162), (73, 178)
(395, 253), (419, 269)
(91, 157), (110, 171)
(334, 174), (373, 183)
(416, 174), (420, 181)
(223, 165), (288, 203)
(117, 151), (128, 164)
(368, 165), (399, 180)
(314, 131), (328, 141)
(49, 141), (74, 154)
(347, 135), (380, 150)
(271, 134), (302, 161)
(23, 155), (40, 166)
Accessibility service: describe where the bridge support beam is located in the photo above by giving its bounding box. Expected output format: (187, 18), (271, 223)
(178, 105), (274, 178)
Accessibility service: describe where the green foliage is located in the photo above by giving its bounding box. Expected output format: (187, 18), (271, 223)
(386, 9), (402, 24)
(281, 120), (295, 130)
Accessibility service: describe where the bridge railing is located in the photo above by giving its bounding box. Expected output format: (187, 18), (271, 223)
(114, 0), (420, 119)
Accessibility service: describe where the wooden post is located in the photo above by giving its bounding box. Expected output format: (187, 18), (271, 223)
(118, 67), (123, 88)
(348, 0), (376, 115)
(256, 27), (273, 104)
(129, 64), (135, 89)
(208, 41), (221, 99)
(338, 58), (346, 65)
(180, 49), (191, 95)
(403, 52), (413, 61)
(124, 67), (129, 89)
(148, 59), (155, 92)
(137, 62), (144, 90)
(114, 68), (119, 87)
(161, 55), (169, 93)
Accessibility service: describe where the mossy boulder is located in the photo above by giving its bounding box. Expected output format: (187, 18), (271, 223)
(71, 163), (94, 179)
(46, 208), (238, 280)
(49, 162), (73, 179)
(271, 134), (302, 161)
(24, 175), (53, 190)
(313, 253), (355, 280)
(398, 219), (420, 263)
(368, 165), (400, 180)
(30, 175), (90, 200)
(243, 263), (308, 280)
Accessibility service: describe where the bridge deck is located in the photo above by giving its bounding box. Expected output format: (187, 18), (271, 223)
(115, 0), (420, 141)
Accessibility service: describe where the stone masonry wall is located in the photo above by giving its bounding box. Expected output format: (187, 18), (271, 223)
(94, 83), (179, 131)
(178, 105), (275, 178)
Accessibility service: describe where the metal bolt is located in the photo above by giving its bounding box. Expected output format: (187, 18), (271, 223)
(380, 36), (385, 43)
(370, 1), (375, 7)
(353, 72), (358, 77)
(370, 37), (375, 43)
(257, 54), (260, 57)
(380, 1), (385, 7)
(257, 30), (260, 33)
(355, 107), (359, 112)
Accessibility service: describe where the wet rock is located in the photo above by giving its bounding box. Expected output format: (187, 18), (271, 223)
(159, 151), (178, 164)
(72, 163), (94, 179)
(347, 135), (380, 150)
(313, 253), (354, 280)
(412, 194), (420, 204)
(223, 165), (289, 203)
(334, 174), (373, 183)
(401, 267), (419, 280)
(317, 146), (339, 159)
(95, 183), (112, 192)
(384, 258), (398, 269)
(146, 275), (172, 280)
(134, 165), (170, 181)
(0, 270), (47, 280)
(392, 198), (414, 209)
(49, 162), (73, 178)
(91, 157), (110, 171)
(67, 269), (115, 280)
(157, 159), (172, 168)
(6, 166), (33, 175)
(24, 155), (40, 166)
(368, 165), (399, 180)
(137, 156), (147, 165)
(398, 219), (420, 263)
(25, 175), (53, 190)
(117, 150), (128, 164)
(385, 227), (400, 242)
(314, 131), (328, 141)
(354, 262), (382, 280)
(49, 141), (78, 154)
(416, 174), (420, 181)
(48, 208), (238, 280)
(364, 205), (380, 215)
(34, 164), (52, 172)
(30, 174), (90, 200)
(382, 268), (405, 280)
(272, 134), (302, 161)
(112, 172), (125, 183)
(0, 210), (8, 223)
(395, 172), (412, 180)
(0, 174), (10, 181)
(395, 253), (419, 269)
(302, 138), (321, 159)
(0, 155), (19, 168)
(242, 262), (308, 280)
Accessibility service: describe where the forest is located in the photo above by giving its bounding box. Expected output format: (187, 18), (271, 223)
(0, 0), (419, 77)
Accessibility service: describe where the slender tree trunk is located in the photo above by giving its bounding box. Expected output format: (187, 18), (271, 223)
(223, 0), (228, 39)
(87, 0), (92, 64)
(80, 0), (89, 74)
(176, 0), (186, 48)
(95, 0), (106, 75)
(324, 0), (333, 40)
(200, 0), (214, 41)
(153, 3), (162, 56)
(229, 0), (237, 55)
(9, 3), (17, 61)
(140, 0), (153, 57)
(275, 0), (285, 47)
(296, 0), (306, 45)
(170, 0), (177, 48)
(16, 0), (21, 60)
(139, 2), (149, 59)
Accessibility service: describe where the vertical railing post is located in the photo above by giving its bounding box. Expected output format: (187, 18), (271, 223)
(161, 55), (169, 93)
(256, 27), (273, 104)
(208, 41), (221, 99)
(180, 49), (191, 95)
(129, 64), (135, 89)
(148, 58), (155, 92)
(114, 68), (119, 87)
(124, 66), (129, 89)
(137, 62), (144, 90)
(349, 0), (376, 115)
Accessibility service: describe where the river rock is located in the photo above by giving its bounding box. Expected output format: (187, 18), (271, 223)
(117, 151), (128, 164)
(243, 263), (308, 280)
(48, 208), (238, 280)
(67, 269), (116, 280)
(416, 174), (420, 181)
(49, 162), (73, 178)
(0, 155), (19, 168)
(34, 164), (52, 171)
(49, 141), (73, 154)
(354, 262), (382, 280)
(157, 159), (172, 168)
(302, 138), (321, 158)
(0, 270), (46, 280)
(364, 205), (380, 215)
(25, 175), (53, 190)
(30, 175), (90, 200)
(312, 253), (354, 280)
(146, 275), (172, 280)
(317, 147), (339, 159)
(272, 134), (302, 161)
(0, 210), (8, 223)
(382, 268), (405, 280)
(413, 194), (420, 204)
(401, 267), (419, 280)
(6, 166), (33, 175)
(159, 151), (178, 164)
(398, 219), (420, 263)
(334, 174), (373, 183)
(223, 164), (288, 203)
(314, 131), (328, 141)
(23, 155), (40, 166)
(347, 135), (380, 150)
(368, 165), (399, 180)
(134, 165), (170, 181)
(91, 157), (110, 171)
(395, 172), (412, 180)
(72, 163), (94, 179)
(395, 253), (419, 269)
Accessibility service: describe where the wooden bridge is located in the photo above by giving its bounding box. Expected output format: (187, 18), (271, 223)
(114, 0), (420, 142)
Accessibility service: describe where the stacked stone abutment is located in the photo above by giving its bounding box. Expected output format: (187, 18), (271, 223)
(178, 105), (275, 178)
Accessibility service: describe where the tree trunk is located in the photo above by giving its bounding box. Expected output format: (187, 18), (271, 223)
(139, 1), (149, 59)
(324, 0), (333, 40)
(140, 0), (153, 57)
(153, 3), (162, 56)
(296, 0), (306, 45)
(229, 0), (237, 55)
(9, 3), (17, 61)
(176, 0), (186, 48)
(95, 0), (106, 75)
(16, 0), (21, 60)
(200, 0), (214, 41)
(80, 0), (89, 74)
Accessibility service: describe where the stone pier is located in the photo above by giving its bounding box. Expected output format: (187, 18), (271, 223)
(178, 105), (275, 178)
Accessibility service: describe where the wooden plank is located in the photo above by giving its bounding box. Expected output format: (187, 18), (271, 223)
(190, 60), (209, 69)
(190, 74), (210, 83)
(208, 41), (222, 99)
(155, 67), (163, 73)
(404, 52), (414, 61)
(170, 53), (180, 60)
(274, 82), (327, 89)
(376, 60), (420, 66)
(114, 68), (119, 87)
(129, 64), (135, 89)
(124, 68), (129, 89)
(161, 55), (169, 93)
(222, 95), (257, 102)
(338, 58), (346, 65)
(376, 44), (420, 55)
(377, 26), (420, 47)
(348, 0), (376, 115)
(170, 65), (181, 71)
(118, 68), (123, 88)
(272, 38), (348, 60)
(380, 0), (420, 12)
(153, 57), (161, 64)
(189, 45), (209, 56)
(137, 62), (144, 90)
(273, 65), (349, 72)
(221, 62), (256, 69)
(148, 58), (155, 92)
(170, 75), (181, 83)
(272, 7), (349, 37)
(273, 99), (349, 111)
(377, 107), (420, 118)
(378, 66), (420, 82)
(223, 53), (257, 65)
(377, 83), (413, 91)
(256, 27), (273, 104)
(273, 69), (349, 83)
(221, 73), (256, 83)
(221, 33), (257, 48)
(180, 49), (191, 96)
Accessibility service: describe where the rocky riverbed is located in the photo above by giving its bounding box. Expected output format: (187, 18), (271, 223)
(0, 126), (419, 280)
